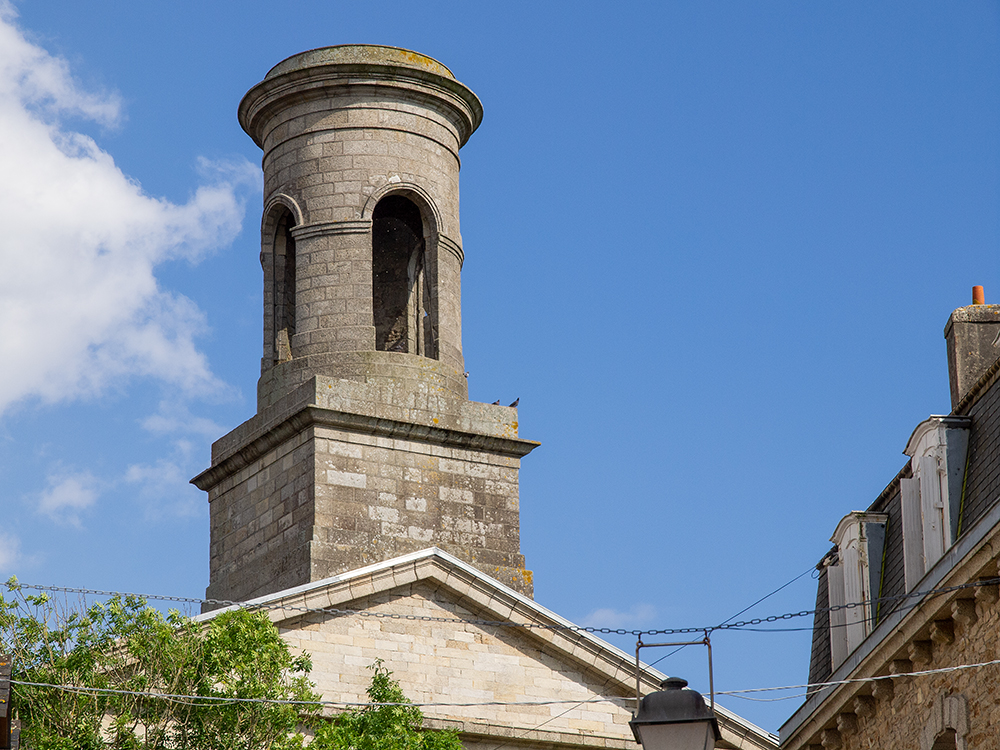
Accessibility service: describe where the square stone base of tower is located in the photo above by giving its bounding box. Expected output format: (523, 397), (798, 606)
(193, 375), (538, 607)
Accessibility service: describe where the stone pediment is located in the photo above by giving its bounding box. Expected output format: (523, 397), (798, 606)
(199, 548), (776, 750)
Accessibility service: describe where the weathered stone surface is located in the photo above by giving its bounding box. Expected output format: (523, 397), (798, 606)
(240, 44), (481, 408)
(871, 678), (894, 702)
(889, 658), (913, 676)
(198, 549), (779, 750)
(196, 46), (538, 606)
(973, 576), (998, 616)
(852, 695), (875, 719)
(944, 304), (1000, 410)
(950, 598), (977, 630)
(820, 728), (842, 749)
(908, 640), (932, 666)
(198, 385), (538, 603)
(835, 713), (857, 735)
(928, 619), (954, 646)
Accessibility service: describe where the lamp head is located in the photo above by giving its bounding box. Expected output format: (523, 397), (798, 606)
(629, 678), (720, 750)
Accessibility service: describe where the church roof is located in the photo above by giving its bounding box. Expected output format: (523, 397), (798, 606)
(198, 547), (777, 750)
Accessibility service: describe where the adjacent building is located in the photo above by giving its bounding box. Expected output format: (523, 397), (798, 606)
(780, 298), (1000, 749)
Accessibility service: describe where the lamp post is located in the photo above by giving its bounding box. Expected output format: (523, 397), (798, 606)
(629, 677), (720, 750)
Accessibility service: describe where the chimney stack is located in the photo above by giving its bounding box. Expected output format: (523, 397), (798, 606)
(944, 286), (1000, 410)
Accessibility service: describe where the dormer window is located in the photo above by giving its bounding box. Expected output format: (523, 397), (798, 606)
(827, 512), (887, 667)
(900, 416), (971, 590)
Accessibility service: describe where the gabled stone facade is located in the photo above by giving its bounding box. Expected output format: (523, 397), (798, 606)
(197, 548), (778, 750)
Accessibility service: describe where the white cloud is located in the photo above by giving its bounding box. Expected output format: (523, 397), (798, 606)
(124, 457), (203, 519)
(141, 399), (224, 440)
(0, 4), (259, 416)
(0, 531), (21, 573)
(0, 2), (121, 127)
(37, 470), (100, 525)
(581, 603), (657, 629)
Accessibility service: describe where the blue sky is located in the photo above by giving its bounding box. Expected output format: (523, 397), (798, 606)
(1, 0), (998, 733)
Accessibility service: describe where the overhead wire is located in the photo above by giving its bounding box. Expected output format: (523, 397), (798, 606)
(8, 679), (630, 709)
(646, 565), (815, 668)
(8, 575), (999, 743)
(8, 573), (995, 735)
(715, 657), (1000, 703)
(10, 657), (1000, 710)
(12, 575), (998, 638)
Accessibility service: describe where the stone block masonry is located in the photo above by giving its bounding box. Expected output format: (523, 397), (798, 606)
(241, 45), (480, 409)
(193, 46), (539, 606)
(196, 375), (538, 605)
(201, 549), (780, 750)
(781, 525), (1000, 749)
(281, 581), (637, 740)
(798, 583), (1000, 749)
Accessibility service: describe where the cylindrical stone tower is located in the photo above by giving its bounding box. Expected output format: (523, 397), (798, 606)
(194, 47), (537, 606)
(239, 45), (482, 411)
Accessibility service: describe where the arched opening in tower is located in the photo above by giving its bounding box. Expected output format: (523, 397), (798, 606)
(273, 208), (296, 362)
(931, 730), (958, 750)
(372, 195), (435, 357)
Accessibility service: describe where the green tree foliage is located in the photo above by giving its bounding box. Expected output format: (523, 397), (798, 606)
(1, 578), (316, 750)
(1, 581), (464, 750)
(311, 662), (461, 750)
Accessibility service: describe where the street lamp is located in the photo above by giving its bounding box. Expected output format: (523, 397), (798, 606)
(629, 677), (720, 750)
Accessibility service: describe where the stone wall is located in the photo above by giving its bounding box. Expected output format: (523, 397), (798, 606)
(197, 376), (538, 605)
(784, 545), (1000, 750)
(808, 570), (999, 749)
(205, 425), (315, 603)
(281, 581), (636, 742)
(313, 423), (529, 593)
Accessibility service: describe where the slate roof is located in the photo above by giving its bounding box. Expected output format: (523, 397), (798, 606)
(782, 336), (1000, 741)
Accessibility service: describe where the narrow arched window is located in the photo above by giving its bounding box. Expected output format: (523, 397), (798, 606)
(931, 729), (958, 750)
(372, 195), (435, 356)
(273, 209), (296, 362)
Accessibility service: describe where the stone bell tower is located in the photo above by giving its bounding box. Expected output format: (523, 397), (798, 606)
(193, 46), (537, 606)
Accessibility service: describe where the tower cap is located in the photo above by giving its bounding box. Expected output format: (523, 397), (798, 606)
(265, 44), (456, 81)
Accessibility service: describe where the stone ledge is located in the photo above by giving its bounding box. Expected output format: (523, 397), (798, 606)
(266, 45), (458, 83)
(240, 50), (483, 151)
(291, 219), (372, 240)
(193, 402), (539, 492)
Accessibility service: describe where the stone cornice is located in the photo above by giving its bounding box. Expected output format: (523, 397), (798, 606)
(437, 234), (464, 266)
(780, 496), (1000, 747)
(191, 404), (539, 491)
(424, 716), (635, 750)
(291, 219), (372, 241)
(239, 58), (482, 150)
